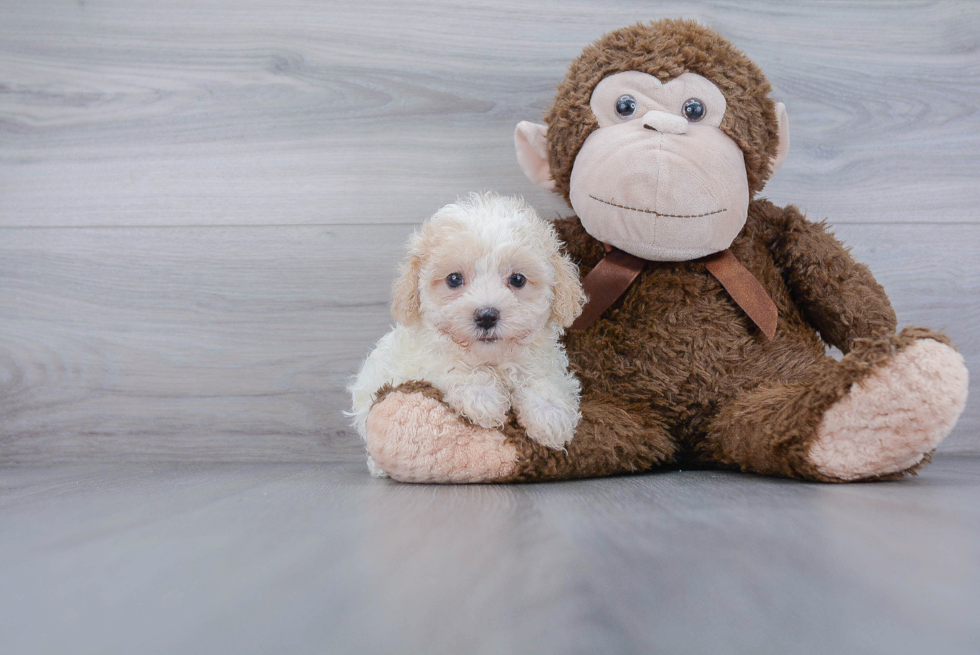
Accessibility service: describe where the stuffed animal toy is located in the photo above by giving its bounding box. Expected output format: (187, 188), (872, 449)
(349, 192), (586, 476)
(361, 19), (969, 484)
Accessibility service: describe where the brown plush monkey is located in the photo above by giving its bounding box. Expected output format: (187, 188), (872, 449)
(364, 19), (969, 483)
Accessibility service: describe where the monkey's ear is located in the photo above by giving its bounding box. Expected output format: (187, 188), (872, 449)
(770, 102), (790, 176)
(515, 121), (556, 190)
(390, 250), (422, 325)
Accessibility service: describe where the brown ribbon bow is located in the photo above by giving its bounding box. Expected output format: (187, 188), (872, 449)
(569, 246), (778, 340)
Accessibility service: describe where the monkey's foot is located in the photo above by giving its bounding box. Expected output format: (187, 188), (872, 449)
(365, 387), (518, 483)
(808, 338), (969, 481)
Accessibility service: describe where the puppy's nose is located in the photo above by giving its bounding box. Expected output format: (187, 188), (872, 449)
(473, 307), (499, 330)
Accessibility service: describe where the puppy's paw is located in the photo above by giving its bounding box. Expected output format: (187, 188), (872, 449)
(515, 393), (580, 450)
(446, 382), (510, 429)
(366, 455), (390, 479)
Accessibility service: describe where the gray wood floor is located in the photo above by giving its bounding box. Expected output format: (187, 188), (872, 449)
(3, 6), (978, 653)
(1, 0), (978, 461)
(1, 455), (979, 654)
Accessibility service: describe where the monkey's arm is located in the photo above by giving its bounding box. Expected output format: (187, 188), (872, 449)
(761, 201), (897, 353)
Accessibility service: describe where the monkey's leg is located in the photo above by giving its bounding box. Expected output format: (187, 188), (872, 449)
(365, 382), (676, 483)
(504, 393), (676, 482)
(703, 327), (968, 482)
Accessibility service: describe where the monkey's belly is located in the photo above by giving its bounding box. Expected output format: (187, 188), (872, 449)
(564, 266), (826, 428)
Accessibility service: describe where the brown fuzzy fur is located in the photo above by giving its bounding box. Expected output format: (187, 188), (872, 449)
(367, 19), (955, 483)
(374, 379), (446, 406)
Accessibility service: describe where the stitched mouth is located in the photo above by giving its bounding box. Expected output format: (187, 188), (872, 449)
(589, 195), (725, 219)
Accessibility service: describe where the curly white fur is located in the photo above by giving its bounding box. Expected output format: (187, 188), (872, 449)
(348, 192), (586, 473)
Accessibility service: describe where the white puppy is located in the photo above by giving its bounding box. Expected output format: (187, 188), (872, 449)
(349, 192), (586, 474)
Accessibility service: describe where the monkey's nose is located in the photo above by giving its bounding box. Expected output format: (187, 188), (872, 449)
(642, 110), (688, 135)
(473, 307), (499, 330)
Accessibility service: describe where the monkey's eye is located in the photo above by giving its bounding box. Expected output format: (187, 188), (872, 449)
(508, 273), (527, 289)
(615, 95), (637, 118)
(682, 98), (706, 122)
(446, 272), (464, 288)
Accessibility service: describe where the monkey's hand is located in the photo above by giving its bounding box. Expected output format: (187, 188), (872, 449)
(364, 382), (518, 483)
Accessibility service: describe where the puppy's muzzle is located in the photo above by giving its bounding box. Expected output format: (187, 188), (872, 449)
(473, 307), (500, 331)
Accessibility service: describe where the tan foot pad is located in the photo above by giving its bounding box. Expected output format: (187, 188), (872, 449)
(365, 391), (518, 483)
(809, 339), (969, 481)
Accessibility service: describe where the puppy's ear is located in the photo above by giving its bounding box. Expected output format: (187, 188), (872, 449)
(391, 245), (423, 325)
(550, 250), (586, 328)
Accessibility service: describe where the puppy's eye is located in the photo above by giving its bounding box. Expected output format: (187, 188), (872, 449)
(508, 273), (527, 289)
(446, 272), (464, 288)
(615, 95), (637, 118)
(682, 97), (705, 122)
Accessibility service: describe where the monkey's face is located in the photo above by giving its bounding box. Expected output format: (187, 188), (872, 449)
(515, 25), (790, 261)
(569, 72), (749, 261)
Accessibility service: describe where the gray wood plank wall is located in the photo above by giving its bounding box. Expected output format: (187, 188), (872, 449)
(1, 0), (978, 461)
